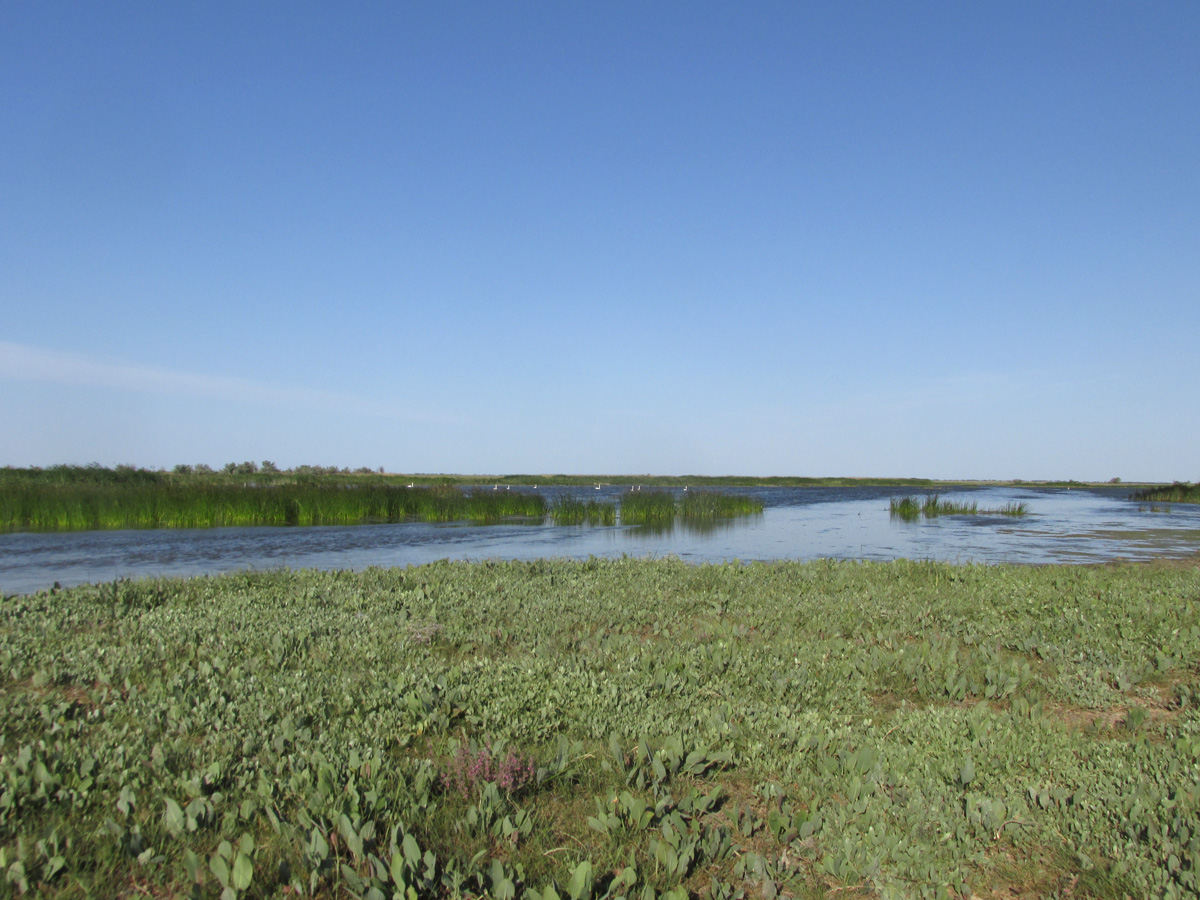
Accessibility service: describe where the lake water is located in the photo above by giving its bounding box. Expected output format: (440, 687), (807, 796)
(2, 485), (1197, 595)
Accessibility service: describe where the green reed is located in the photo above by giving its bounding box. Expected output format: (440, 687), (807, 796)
(1130, 482), (1200, 504)
(0, 483), (547, 532)
(997, 501), (1028, 516)
(891, 495), (1028, 522)
(923, 494), (978, 516)
(678, 490), (763, 519)
(889, 496), (923, 521)
(619, 490), (678, 525)
(549, 497), (617, 526)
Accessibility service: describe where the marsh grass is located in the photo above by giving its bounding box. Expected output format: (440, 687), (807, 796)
(678, 490), (763, 519)
(1131, 482), (1200, 504)
(619, 490), (679, 525)
(618, 490), (762, 526)
(549, 497), (617, 526)
(889, 496), (922, 521)
(0, 483), (547, 531)
(923, 494), (978, 516)
(891, 494), (1029, 521)
(997, 501), (1029, 516)
(2, 470), (765, 532)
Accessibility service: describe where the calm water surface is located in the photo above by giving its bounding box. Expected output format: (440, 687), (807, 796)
(2, 485), (1198, 595)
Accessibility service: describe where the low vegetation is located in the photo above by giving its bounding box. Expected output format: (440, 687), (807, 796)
(3, 557), (1199, 898)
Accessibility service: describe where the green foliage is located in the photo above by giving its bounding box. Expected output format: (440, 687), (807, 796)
(2, 558), (1199, 897)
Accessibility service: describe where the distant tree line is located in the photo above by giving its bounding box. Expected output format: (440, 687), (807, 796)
(1, 462), (386, 485)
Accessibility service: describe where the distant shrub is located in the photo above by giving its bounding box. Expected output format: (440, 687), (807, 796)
(441, 742), (536, 799)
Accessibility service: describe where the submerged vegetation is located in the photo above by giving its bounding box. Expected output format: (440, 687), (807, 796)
(890, 494), (1029, 522)
(2, 557), (1199, 898)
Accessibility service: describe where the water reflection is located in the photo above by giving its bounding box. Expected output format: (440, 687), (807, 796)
(1, 486), (1197, 595)
(624, 516), (761, 537)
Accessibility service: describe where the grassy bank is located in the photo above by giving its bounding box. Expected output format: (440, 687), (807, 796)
(3, 558), (1199, 898)
(0, 483), (547, 531)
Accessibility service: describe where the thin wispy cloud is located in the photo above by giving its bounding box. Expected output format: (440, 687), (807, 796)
(0, 341), (437, 422)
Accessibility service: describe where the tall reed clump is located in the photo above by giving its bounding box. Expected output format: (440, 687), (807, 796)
(0, 483), (547, 532)
(1130, 482), (1200, 504)
(619, 490), (678, 525)
(550, 497), (616, 526)
(998, 502), (1028, 517)
(890, 494), (1028, 522)
(922, 495), (978, 517)
(679, 491), (763, 519)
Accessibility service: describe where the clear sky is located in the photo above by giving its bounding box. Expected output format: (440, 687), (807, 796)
(2, 3), (1197, 481)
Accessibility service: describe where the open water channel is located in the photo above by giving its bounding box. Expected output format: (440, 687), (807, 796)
(2, 485), (1198, 596)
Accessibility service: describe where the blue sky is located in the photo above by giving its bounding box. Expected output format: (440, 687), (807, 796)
(2, 3), (1197, 480)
